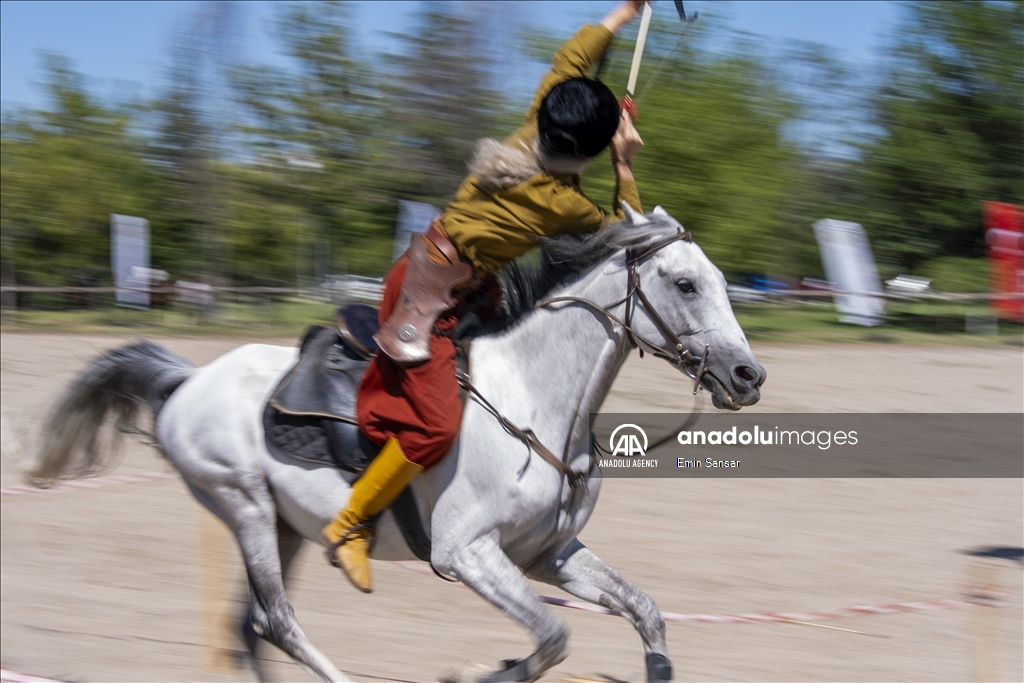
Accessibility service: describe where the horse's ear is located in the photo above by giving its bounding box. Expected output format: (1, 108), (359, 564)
(652, 205), (671, 219)
(621, 202), (650, 226)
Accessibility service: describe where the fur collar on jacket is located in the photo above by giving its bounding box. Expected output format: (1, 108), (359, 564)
(469, 137), (591, 191)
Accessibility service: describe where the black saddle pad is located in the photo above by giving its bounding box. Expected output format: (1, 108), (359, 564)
(264, 321), (378, 473)
(263, 404), (382, 472)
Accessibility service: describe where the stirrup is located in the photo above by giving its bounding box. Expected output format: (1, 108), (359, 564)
(324, 521), (371, 569)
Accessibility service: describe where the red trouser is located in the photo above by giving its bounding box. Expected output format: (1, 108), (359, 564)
(357, 256), (499, 468)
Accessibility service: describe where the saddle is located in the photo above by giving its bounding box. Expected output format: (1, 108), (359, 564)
(262, 303), (472, 563)
(263, 318), (380, 473)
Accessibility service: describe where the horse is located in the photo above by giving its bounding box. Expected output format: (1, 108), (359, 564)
(29, 206), (765, 683)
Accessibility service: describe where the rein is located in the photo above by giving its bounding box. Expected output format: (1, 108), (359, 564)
(456, 371), (586, 491)
(456, 229), (710, 498)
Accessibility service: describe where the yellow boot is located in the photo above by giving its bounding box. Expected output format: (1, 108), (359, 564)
(322, 438), (423, 592)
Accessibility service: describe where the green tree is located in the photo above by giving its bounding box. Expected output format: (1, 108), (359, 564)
(1, 55), (159, 287)
(231, 0), (393, 279)
(857, 0), (1024, 272)
(578, 19), (802, 277)
(149, 1), (241, 284)
(380, 3), (508, 206)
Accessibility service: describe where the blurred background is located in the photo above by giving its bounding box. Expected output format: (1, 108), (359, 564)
(1, 0), (1022, 341)
(2, 5), (1022, 681)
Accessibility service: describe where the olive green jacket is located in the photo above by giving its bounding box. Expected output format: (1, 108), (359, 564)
(443, 24), (643, 273)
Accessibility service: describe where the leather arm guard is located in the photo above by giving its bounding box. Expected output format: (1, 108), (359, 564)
(374, 222), (473, 365)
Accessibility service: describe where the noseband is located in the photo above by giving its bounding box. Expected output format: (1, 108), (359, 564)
(534, 229), (710, 395)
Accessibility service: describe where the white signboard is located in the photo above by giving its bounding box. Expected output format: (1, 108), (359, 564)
(394, 200), (439, 261)
(813, 219), (884, 326)
(111, 214), (150, 309)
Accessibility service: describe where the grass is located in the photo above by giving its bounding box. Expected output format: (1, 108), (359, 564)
(733, 300), (1023, 346)
(0, 296), (337, 339)
(2, 297), (1022, 347)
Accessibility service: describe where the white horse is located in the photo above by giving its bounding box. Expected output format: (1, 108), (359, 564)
(31, 206), (764, 683)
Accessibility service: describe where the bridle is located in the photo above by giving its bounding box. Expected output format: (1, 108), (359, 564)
(456, 228), (713, 498)
(534, 228), (711, 396)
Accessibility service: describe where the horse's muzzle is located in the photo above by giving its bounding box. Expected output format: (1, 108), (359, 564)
(728, 362), (765, 406)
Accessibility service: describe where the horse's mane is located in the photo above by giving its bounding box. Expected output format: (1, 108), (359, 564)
(499, 209), (688, 329)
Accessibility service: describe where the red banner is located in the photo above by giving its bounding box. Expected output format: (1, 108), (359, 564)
(983, 201), (1024, 322)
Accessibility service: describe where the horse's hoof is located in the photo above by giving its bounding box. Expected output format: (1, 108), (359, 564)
(437, 662), (491, 683)
(645, 653), (673, 683)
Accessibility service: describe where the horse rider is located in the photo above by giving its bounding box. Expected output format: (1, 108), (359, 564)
(323, 0), (648, 593)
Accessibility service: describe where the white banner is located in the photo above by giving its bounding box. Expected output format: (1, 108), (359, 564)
(111, 214), (150, 309)
(813, 219), (884, 326)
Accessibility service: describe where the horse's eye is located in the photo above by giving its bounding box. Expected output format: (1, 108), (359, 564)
(676, 278), (696, 294)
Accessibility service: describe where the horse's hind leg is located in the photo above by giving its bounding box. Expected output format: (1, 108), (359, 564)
(239, 516), (306, 681)
(526, 538), (673, 683)
(188, 481), (350, 683)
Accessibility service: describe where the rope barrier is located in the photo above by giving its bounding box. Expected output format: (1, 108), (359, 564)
(1, 668), (65, 683)
(395, 561), (999, 626)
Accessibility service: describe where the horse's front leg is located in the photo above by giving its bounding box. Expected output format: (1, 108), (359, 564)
(434, 531), (568, 682)
(526, 538), (674, 683)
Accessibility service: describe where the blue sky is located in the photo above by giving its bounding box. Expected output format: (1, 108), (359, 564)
(1, 1), (899, 112)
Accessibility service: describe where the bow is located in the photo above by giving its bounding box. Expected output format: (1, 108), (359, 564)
(621, 0), (697, 120)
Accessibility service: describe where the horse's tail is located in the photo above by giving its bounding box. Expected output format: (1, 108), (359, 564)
(28, 340), (195, 487)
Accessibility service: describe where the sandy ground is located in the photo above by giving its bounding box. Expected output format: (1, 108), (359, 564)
(1, 333), (1021, 683)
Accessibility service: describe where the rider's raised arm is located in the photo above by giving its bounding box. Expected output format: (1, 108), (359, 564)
(521, 1), (643, 124)
(612, 171), (643, 220)
(521, 25), (614, 125)
(601, 0), (647, 34)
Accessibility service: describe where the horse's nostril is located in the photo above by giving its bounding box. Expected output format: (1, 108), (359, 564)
(735, 365), (757, 383)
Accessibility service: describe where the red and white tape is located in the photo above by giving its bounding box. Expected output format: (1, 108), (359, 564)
(0, 470), (178, 497)
(1, 669), (66, 683)
(560, 596), (984, 624)
(396, 562), (995, 624)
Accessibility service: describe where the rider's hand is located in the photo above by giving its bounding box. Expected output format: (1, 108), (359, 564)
(609, 110), (643, 166)
(601, 1), (645, 34)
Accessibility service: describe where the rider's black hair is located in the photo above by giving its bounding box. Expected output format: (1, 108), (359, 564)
(537, 77), (621, 160)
